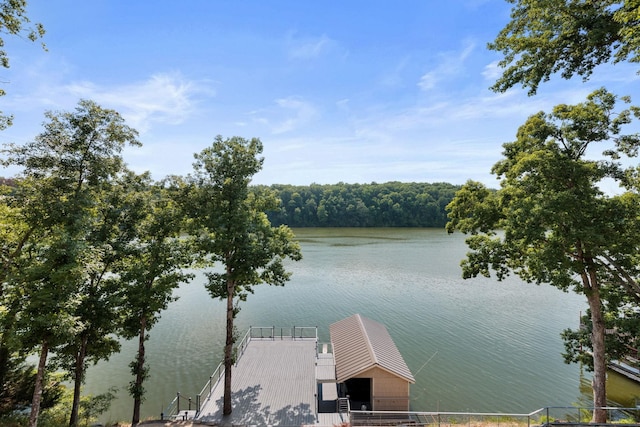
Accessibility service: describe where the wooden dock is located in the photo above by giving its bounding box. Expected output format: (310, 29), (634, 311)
(194, 332), (346, 426)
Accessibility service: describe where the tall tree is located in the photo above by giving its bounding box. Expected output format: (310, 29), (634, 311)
(0, 0), (45, 129)
(117, 176), (195, 426)
(0, 184), (31, 399)
(489, 0), (639, 95)
(446, 89), (640, 423)
(0, 179), (70, 417)
(185, 135), (302, 416)
(1, 99), (140, 427)
(51, 170), (148, 427)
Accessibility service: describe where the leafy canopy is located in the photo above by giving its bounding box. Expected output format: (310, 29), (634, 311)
(489, 0), (640, 95)
(0, 0), (45, 128)
(446, 88), (640, 291)
(188, 135), (302, 301)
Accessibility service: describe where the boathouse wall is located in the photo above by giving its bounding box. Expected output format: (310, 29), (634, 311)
(355, 366), (411, 411)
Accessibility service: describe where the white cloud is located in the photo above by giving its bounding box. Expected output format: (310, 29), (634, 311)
(482, 60), (502, 81)
(418, 41), (477, 91)
(65, 72), (212, 132)
(418, 72), (438, 91)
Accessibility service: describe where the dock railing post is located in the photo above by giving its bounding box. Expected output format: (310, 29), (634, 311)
(546, 407), (549, 425)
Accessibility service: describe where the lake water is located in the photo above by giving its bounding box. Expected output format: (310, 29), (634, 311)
(83, 228), (640, 423)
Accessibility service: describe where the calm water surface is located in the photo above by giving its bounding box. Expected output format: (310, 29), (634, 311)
(83, 228), (640, 423)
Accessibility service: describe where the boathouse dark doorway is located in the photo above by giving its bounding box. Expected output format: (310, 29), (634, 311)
(345, 377), (371, 410)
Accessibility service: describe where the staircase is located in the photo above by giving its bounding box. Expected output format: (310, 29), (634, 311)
(338, 397), (350, 414)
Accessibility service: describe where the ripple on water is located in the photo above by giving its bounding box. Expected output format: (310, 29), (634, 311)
(84, 229), (616, 423)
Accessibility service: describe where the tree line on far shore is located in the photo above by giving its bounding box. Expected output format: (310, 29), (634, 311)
(262, 182), (460, 228)
(1, 179), (463, 229)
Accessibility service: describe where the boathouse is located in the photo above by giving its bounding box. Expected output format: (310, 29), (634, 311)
(330, 314), (415, 411)
(181, 315), (415, 425)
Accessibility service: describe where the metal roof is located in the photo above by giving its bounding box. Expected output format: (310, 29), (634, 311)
(329, 314), (415, 384)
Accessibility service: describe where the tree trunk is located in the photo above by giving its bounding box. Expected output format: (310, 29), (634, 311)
(69, 334), (88, 427)
(131, 316), (147, 426)
(29, 339), (49, 427)
(587, 282), (607, 423)
(223, 276), (235, 416)
(0, 336), (11, 395)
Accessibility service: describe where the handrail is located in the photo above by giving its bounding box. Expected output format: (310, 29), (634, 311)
(235, 328), (252, 364)
(248, 325), (317, 340)
(293, 325), (318, 339)
(161, 392), (196, 420)
(195, 361), (225, 414)
(161, 394), (179, 420)
(250, 326), (275, 339)
(185, 324), (317, 419)
(348, 407), (640, 427)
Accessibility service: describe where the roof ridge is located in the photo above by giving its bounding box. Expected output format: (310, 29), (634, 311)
(355, 313), (378, 367)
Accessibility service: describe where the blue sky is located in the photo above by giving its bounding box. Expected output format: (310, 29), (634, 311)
(1, 1), (639, 187)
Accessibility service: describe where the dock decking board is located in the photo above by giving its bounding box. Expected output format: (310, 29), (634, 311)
(196, 338), (320, 426)
(316, 352), (337, 382)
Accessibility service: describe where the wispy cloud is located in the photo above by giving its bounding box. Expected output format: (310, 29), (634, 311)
(418, 41), (476, 91)
(251, 96), (318, 134)
(65, 72), (212, 132)
(482, 60), (502, 81)
(286, 33), (341, 60)
(378, 56), (412, 88)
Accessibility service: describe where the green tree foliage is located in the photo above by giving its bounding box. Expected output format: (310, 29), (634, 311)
(0, 99), (140, 427)
(446, 89), (640, 423)
(488, 1), (640, 419)
(264, 181), (459, 227)
(116, 175), (195, 426)
(0, 0), (45, 129)
(51, 171), (151, 427)
(184, 136), (302, 416)
(0, 361), (63, 418)
(489, 0), (640, 95)
(31, 386), (116, 427)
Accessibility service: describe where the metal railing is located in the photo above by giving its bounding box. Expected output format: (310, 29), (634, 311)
(164, 325), (319, 419)
(194, 361), (225, 414)
(536, 406), (640, 425)
(235, 328), (252, 363)
(161, 392), (197, 421)
(350, 409), (538, 427)
(249, 325), (318, 340)
(347, 407), (640, 427)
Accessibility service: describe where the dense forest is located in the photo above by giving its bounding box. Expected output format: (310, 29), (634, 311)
(261, 182), (460, 228)
(0, 178), (461, 228)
